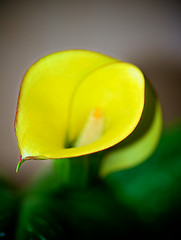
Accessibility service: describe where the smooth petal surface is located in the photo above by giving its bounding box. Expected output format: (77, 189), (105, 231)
(15, 50), (117, 161)
(66, 63), (145, 158)
(100, 80), (162, 176)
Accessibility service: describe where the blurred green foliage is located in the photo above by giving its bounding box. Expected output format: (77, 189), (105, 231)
(0, 178), (19, 239)
(106, 120), (181, 233)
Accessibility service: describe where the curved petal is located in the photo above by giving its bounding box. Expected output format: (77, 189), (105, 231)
(62, 62), (145, 158)
(15, 50), (118, 162)
(99, 79), (162, 176)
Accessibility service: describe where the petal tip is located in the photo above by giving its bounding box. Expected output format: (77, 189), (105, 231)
(16, 155), (26, 173)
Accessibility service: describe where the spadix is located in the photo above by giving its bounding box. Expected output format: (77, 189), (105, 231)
(74, 108), (104, 147)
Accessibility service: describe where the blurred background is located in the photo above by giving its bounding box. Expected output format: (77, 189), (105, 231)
(0, 0), (181, 185)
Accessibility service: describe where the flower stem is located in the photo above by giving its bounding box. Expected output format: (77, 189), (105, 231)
(54, 152), (103, 189)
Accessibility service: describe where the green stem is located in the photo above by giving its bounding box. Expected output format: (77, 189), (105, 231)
(53, 152), (103, 190)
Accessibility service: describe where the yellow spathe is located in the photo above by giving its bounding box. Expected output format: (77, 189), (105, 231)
(15, 50), (145, 168)
(68, 62), (144, 155)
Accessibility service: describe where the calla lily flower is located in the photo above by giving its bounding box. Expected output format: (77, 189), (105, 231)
(15, 50), (161, 175)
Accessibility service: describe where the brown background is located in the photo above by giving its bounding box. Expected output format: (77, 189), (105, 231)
(0, 0), (181, 185)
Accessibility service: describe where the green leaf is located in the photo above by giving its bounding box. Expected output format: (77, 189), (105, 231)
(15, 195), (68, 240)
(105, 121), (181, 230)
(100, 78), (162, 176)
(0, 177), (19, 239)
(16, 181), (144, 239)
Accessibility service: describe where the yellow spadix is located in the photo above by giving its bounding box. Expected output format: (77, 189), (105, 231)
(15, 50), (145, 172)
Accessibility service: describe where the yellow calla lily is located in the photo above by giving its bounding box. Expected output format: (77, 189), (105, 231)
(15, 50), (145, 172)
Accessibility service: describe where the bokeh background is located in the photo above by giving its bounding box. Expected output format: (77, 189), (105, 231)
(0, 0), (181, 185)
